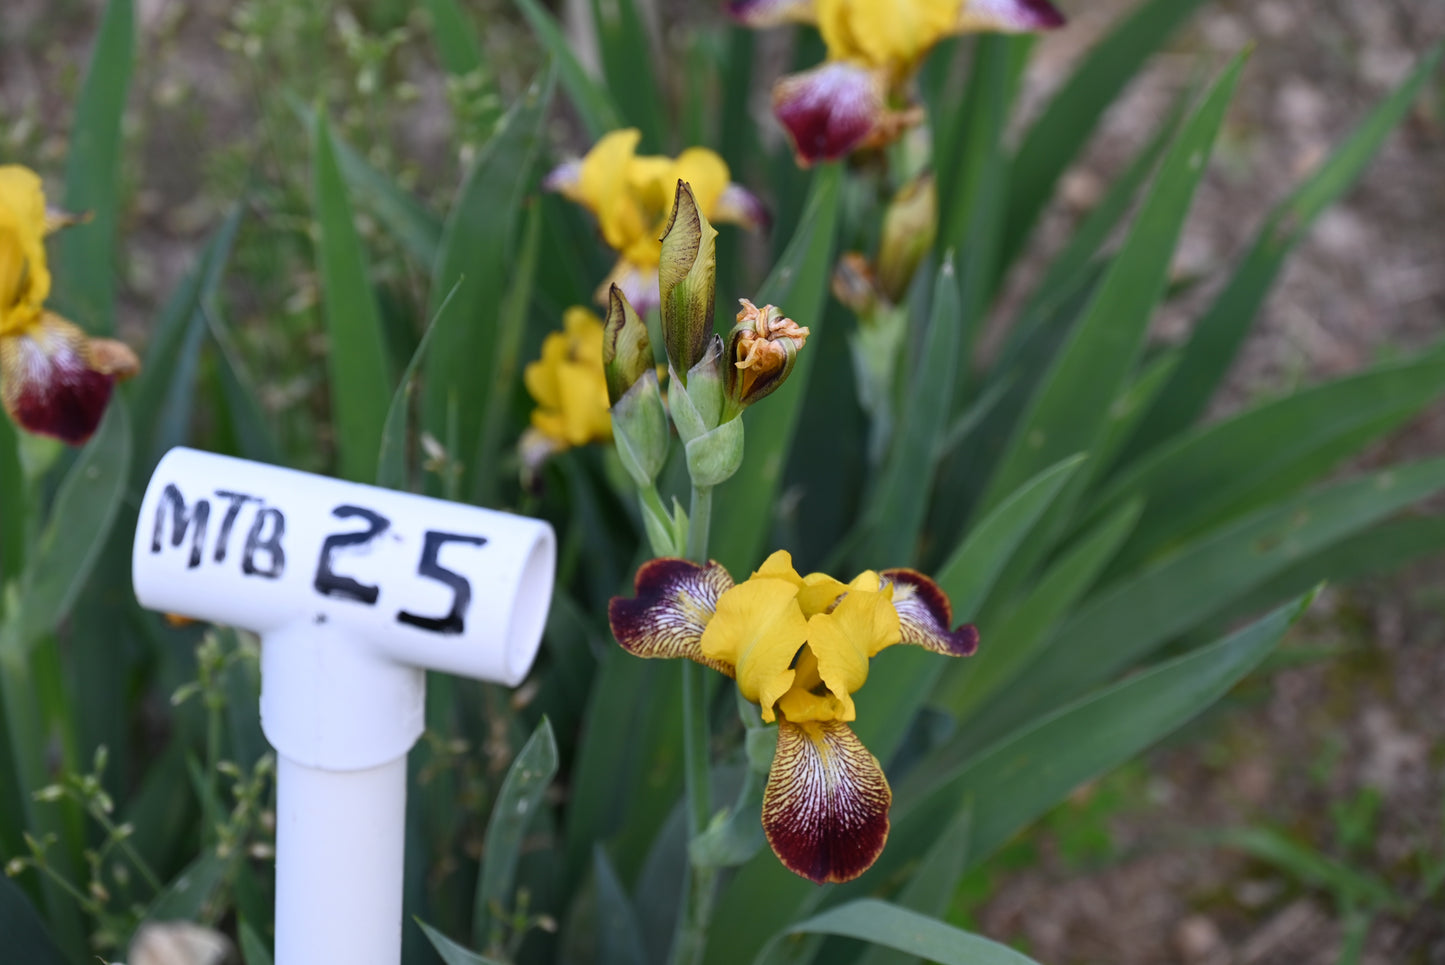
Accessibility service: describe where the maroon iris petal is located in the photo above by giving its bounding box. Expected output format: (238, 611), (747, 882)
(882, 568), (979, 657)
(762, 719), (891, 884)
(608, 558), (737, 675)
(772, 63), (884, 166)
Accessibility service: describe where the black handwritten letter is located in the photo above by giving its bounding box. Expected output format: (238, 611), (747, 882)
(151, 484), (210, 569)
(398, 531), (487, 635)
(313, 506), (390, 604)
(212, 490), (259, 563)
(241, 508), (287, 579)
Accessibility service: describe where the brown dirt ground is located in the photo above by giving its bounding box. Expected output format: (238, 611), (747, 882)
(983, 2), (1445, 962)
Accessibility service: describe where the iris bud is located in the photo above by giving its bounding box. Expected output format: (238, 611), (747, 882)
(669, 335), (725, 444)
(723, 299), (809, 416)
(602, 284), (654, 406)
(876, 172), (936, 305)
(658, 180), (717, 382)
(604, 287), (670, 488)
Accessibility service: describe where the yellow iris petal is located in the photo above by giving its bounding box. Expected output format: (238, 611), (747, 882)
(804, 585), (899, 704)
(578, 129), (651, 255)
(566, 131), (737, 276)
(0, 165), (51, 335)
(816, 0), (960, 70)
(670, 148), (730, 220)
(797, 571), (849, 617)
(775, 644), (854, 722)
(700, 577), (808, 722)
(524, 308), (612, 450)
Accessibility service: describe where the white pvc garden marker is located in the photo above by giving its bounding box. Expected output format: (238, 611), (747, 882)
(130, 448), (556, 965)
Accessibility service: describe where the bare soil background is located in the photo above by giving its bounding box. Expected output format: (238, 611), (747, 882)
(988, 3), (1445, 962)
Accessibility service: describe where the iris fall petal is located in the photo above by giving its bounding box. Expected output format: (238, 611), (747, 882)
(881, 568), (980, 656)
(773, 62), (886, 165)
(956, 0), (1066, 32)
(608, 558), (738, 676)
(763, 719), (891, 884)
(0, 313), (137, 445)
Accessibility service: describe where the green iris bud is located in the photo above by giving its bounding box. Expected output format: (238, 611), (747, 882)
(659, 180), (717, 383)
(876, 172), (936, 305)
(604, 285), (669, 487)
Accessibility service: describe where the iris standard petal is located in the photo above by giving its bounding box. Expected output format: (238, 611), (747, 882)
(578, 129), (651, 254)
(956, 0), (1066, 33)
(700, 576), (808, 720)
(816, 0), (960, 70)
(805, 584), (899, 696)
(762, 719), (890, 883)
(608, 558), (738, 675)
(727, 0), (817, 26)
(0, 166), (51, 326)
(881, 567), (979, 656)
(672, 148), (731, 219)
(0, 313), (137, 445)
(772, 62), (886, 165)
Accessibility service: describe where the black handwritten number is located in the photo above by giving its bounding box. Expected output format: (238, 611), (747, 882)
(398, 532), (487, 635)
(313, 506), (391, 604)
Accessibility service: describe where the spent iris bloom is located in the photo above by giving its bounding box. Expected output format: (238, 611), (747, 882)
(543, 129), (768, 313)
(521, 307), (614, 472)
(724, 298), (810, 415)
(0, 165), (138, 444)
(609, 549), (978, 883)
(729, 0), (1066, 164)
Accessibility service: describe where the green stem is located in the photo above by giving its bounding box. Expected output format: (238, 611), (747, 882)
(686, 486), (712, 564)
(640, 484), (677, 557)
(202, 693), (222, 849)
(89, 803), (161, 892)
(670, 484), (719, 965)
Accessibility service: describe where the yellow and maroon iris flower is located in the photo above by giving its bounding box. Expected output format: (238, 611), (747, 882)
(0, 165), (138, 445)
(543, 129), (767, 314)
(609, 549), (978, 883)
(728, 0), (1066, 165)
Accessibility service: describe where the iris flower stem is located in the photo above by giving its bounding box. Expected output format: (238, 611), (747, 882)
(640, 484), (677, 556)
(686, 485), (712, 564)
(672, 484), (718, 965)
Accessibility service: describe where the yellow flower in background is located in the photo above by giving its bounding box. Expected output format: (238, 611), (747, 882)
(728, 0), (1066, 164)
(521, 307), (614, 472)
(543, 129), (768, 313)
(0, 165), (138, 445)
(609, 549), (978, 883)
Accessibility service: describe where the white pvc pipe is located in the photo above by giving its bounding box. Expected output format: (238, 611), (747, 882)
(274, 753), (408, 965)
(129, 448), (557, 965)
